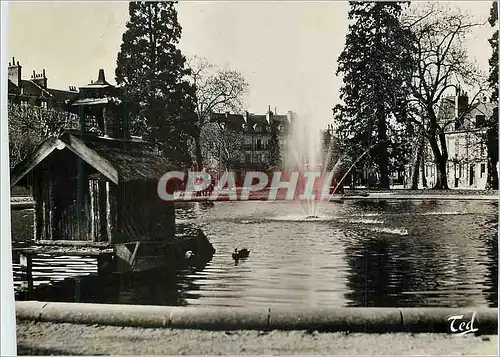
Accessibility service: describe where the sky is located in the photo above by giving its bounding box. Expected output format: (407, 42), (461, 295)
(6, 1), (495, 129)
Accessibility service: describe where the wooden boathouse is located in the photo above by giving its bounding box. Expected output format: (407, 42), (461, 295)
(10, 70), (215, 291)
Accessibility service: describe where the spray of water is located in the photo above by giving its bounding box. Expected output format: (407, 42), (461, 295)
(284, 111), (330, 218)
(283, 111), (379, 218)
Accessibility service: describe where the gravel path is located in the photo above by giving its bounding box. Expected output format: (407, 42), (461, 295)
(16, 321), (497, 355)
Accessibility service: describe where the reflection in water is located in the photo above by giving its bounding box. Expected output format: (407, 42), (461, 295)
(13, 200), (498, 308)
(483, 217), (498, 306)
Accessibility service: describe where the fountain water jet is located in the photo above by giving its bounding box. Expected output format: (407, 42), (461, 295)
(284, 111), (336, 217)
(284, 112), (381, 217)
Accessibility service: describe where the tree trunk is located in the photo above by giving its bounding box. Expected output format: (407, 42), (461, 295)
(410, 146), (422, 190)
(194, 135), (203, 170)
(411, 130), (426, 190)
(486, 122), (499, 189)
(377, 109), (390, 189)
(486, 159), (499, 189)
(428, 134), (449, 189)
(434, 156), (449, 189)
(420, 153), (427, 188)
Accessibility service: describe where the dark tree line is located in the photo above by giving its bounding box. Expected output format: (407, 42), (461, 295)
(334, 1), (498, 190)
(486, 1), (499, 189)
(115, 1), (197, 166)
(334, 1), (414, 189)
(115, 2), (251, 169)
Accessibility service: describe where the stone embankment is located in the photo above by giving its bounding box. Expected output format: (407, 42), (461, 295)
(343, 189), (498, 200)
(16, 302), (497, 334)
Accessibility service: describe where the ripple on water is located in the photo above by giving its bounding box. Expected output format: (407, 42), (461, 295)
(13, 200), (498, 308)
(338, 218), (385, 225)
(365, 227), (410, 236)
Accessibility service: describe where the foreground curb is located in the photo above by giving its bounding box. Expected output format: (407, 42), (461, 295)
(16, 302), (498, 333)
(342, 195), (498, 201)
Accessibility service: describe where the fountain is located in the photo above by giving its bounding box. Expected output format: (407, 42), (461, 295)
(284, 111), (378, 218)
(304, 215), (320, 220)
(284, 111), (339, 217)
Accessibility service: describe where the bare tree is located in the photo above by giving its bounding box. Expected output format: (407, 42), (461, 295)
(402, 3), (489, 189)
(8, 103), (79, 168)
(187, 56), (249, 168)
(199, 122), (244, 172)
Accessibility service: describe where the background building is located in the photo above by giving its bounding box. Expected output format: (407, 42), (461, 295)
(408, 89), (495, 189)
(208, 107), (294, 170)
(7, 57), (78, 111)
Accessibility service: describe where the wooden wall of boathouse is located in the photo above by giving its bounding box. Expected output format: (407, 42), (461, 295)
(114, 181), (175, 244)
(31, 149), (108, 242)
(29, 147), (175, 245)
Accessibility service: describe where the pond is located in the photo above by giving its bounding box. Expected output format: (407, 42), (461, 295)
(12, 199), (498, 308)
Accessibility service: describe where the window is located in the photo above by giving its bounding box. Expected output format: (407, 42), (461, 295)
(245, 154), (251, 163)
(256, 139), (262, 150)
(475, 115), (486, 128)
(244, 137), (252, 150)
(480, 163), (486, 178)
(41, 101), (48, 109)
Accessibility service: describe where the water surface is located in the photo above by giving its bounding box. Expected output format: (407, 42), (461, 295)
(13, 199), (498, 308)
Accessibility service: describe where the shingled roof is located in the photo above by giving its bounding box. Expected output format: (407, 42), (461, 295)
(8, 79), (78, 103)
(10, 131), (175, 186)
(210, 111), (293, 133)
(438, 95), (495, 132)
(76, 132), (174, 183)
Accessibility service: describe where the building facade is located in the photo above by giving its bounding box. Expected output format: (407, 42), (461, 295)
(208, 108), (295, 170)
(7, 56), (123, 137)
(407, 90), (495, 189)
(7, 57), (78, 110)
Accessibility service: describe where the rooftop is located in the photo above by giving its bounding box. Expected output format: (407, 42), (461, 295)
(10, 131), (174, 186)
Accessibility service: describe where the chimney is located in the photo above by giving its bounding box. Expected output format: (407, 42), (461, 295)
(454, 85), (460, 119)
(98, 69), (105, 83)
(8, 57), (22, 87)
(266, 106), (273, 124)
(458, 92), (468, 118)
(32, 69), (47, 89)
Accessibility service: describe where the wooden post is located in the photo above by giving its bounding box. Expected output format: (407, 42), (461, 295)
(77, 106), (85, 240)
(105, 181), (112, 244)
(90, 180), (96, 241)
(74, 276), (82, 303)
(20, 253), (33, 300)
(97, 253), (115, 276)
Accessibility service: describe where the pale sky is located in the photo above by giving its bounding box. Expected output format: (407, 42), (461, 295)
(6, 1), (495, 129)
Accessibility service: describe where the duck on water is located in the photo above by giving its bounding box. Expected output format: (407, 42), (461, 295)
(232, 248), (250, 261)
